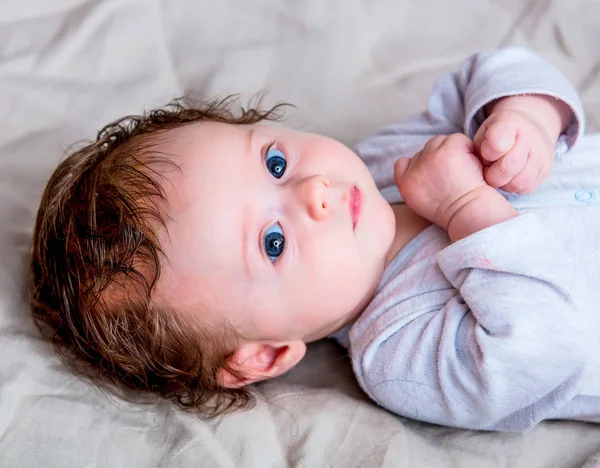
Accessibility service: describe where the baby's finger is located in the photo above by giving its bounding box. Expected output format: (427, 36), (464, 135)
(446, 132), (474, 153)
(500, 152), (553, 194)
(394, 156), (412, 184)
(423, 135), (447, 152)
(473, 120), (489, 161)
(480, 119), (518, 163)
(482, 137), (528, 188)
(500, 157), (541, 194)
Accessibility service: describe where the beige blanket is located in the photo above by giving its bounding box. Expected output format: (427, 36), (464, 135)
(1, 1), (600, 466)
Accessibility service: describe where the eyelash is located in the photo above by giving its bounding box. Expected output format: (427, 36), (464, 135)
(263, 140), (276, 164)
(265, 140), (276, 153)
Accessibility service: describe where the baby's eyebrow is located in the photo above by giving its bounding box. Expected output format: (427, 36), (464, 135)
(240, 128), (259, 282)
(246, 127), (256, 160)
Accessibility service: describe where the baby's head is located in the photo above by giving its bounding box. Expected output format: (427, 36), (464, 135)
(30, 97), (396, 414)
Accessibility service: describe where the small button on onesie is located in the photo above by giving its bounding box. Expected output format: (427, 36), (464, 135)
(574, 190), (595, 203)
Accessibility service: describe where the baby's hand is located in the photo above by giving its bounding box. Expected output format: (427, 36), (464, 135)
(394, 134), (490, 231)
(473, 109), (555, 194)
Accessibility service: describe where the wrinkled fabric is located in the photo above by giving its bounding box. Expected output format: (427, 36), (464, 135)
(2, 1), (600, 467)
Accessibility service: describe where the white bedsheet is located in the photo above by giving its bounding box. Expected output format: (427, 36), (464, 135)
(2, 1), (600, 467)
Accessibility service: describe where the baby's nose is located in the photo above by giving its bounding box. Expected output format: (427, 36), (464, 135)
(298, 175), (330, 221)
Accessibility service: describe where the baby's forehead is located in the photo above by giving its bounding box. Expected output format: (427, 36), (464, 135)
(151, 122), (231, 186)
(155, 120), (251, 251)
(163, 120), (249, 145)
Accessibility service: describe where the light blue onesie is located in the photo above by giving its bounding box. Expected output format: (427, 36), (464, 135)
(331, 47), (600, 431)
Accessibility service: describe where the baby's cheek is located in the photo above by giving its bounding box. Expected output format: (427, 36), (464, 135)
(325, 253), (367, 302)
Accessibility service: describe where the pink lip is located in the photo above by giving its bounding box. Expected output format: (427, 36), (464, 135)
(349, 186), (362, 230)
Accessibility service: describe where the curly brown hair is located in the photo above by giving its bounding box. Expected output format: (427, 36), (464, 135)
(30, 96), (288, 416)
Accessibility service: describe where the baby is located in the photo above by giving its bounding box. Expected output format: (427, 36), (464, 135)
(30, 47), (600, 431)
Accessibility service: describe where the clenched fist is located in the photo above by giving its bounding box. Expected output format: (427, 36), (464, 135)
(394, 134), (488, 229)
(394, 133), (518, 241)
(473, 108), (555, 194)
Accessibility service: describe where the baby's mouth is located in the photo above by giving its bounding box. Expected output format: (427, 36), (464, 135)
(349, 186), (362, 230)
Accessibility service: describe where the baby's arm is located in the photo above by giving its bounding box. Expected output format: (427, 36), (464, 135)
(350, 212), (596, 431)
(376, 133), (596, 431)
(357, 47), (584, 203)
(349, 198), (599, 431)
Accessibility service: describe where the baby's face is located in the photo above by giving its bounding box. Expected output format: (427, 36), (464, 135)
(155, 121), (395, 343)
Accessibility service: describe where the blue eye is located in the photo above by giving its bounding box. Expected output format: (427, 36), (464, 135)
(263, 223), (285, 262)
(265, 145), (286, 179)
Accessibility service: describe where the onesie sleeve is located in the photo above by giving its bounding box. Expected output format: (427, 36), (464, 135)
(357, 47), (585, 204)
(348, 213), (597, 431)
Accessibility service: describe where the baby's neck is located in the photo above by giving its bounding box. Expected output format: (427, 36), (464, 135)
(384, 203), (432, 267)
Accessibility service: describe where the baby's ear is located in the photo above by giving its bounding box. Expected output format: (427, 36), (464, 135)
(216, 340), (306, 388)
